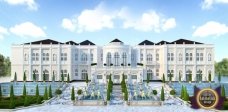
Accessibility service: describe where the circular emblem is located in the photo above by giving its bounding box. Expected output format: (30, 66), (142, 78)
(196, 88), (219, 109)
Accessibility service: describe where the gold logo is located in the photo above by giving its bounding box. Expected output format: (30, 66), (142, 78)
(196, 88), (219, 109)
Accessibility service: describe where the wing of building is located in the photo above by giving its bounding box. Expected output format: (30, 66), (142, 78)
(11, 38), (214, 83)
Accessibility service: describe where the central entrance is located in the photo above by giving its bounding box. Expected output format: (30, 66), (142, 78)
(113, 75), (120, 84)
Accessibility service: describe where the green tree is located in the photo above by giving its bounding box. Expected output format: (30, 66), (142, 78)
(181, 85), (184, 99)
(35, 84), (39, 97)
(183, 86), (189, 101)
(208, 72), (212, 82)
(85, 73), (89, 84)
(23, 71), (27, 82)
(67, 73), (70, 83)
(52, 71), (55, 82)
(179, 72), (181, 82)
(221, 85), (226, 97)
(9, 84), (15, 109)
(215, 58), (228, 75)
(33, 71), (36, 81)
(43, 71), (46, 82)
(24, 95), (30, 106)
(147, 73), (150, 84)
(23, 84), (26, 97)
(161, 86), (165, 101)
(124, 87), (128, 101)
(61, 71), (64, 82)
(162, 73), (165, 83)
(49, 85), (52, 98)
(71, 86), (75, 101)
(36, 96), (42, 104)
(0, 85), (2, 100)
(43, 86), (48, 100)
(14, 72), (17, 82)
(218, 72), (221, 83)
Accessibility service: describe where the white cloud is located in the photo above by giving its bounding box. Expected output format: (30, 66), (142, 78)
(10, 22), (46, 38)
(193, 21), (228, 37)
(0, 26), (9, 39)
(119, 10), (176, 32)
(3, 0), (38, 10)
(61, 2), (116, 33)
(61, 2), (177, 33)
(201, 0), (228, 10)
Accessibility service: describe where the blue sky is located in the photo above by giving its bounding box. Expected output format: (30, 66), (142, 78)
(0, 0), (228, 61)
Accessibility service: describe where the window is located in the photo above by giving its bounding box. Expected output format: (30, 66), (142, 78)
(131, 53), (135, 61)
(75, 53), (78, 61)
(131, 75), (137, 79)
(156, 69), (159, 76)
(61, 69), (68, 77)
(75, 69), (78, 76)
(61, 53), (67, 61)
(189, 53), (193, 61)
(208, 53), (211, 61)
(114, 75), (120, 79)
(106, 75), (110, 79)
(43, 69), (49, 81)
(43, 53), (49, 61)
(97, 75), (103, 79)
(122, 52), (127, 66)
(179, 53), (182, 61)
(200, 53), (203, 61)
(81, 53), (87, 62)
(32, 53), (35, 61)
(156, 53), (159, 61)
(114, 52), (119, 66)
(140, 53), (143, 61)
(186, 53), (189, 61)
(36, 53), (39, 61)
(53, 54), (57, 61)
(107, 52), (111, 66)
(168, 53), (171, 61)
(196, 53), (200, 61)
(90, 53), (93, 61)
(81, 69), (87, 80)
(171, 53), (174, 61)
(33, 69), (39, 81)
(24, 54), (28, 61)
(146, 54), (153, 62)
(147, 69), (153, 80)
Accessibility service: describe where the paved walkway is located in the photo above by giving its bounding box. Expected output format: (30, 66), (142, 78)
(110, 85), (124, 105)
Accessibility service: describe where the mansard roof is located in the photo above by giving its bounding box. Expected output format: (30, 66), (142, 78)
(24, 39), (63, 45)
(65, 41), (78, 45)
(138, 40), (154, 45)
(155, 40), (171, 45)
(110, 38), (123, 43)
(80, 40), (95, 45)
(171, 39), (203, 44)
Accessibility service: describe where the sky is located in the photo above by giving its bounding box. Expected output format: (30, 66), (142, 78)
(0, 0), (228, 61)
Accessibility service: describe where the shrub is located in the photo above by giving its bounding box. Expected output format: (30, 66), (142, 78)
(36, 96), (42, 104)
(9, 98), (15, 109)
(55, 89), (62, 95)
(170, 89), (176, 95)
(77, 89), (82, 95)
(152, 90), (157, 95)
(71, 86), (75, 101)
(24, 96), (29, 106)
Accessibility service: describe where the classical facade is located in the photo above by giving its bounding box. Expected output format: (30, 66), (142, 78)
(11, 38), (214, 83)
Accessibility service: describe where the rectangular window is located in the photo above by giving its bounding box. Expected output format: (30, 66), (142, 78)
(91, 53), (93, 61)
(186, 53), (189, 61)
(114, 75), (120, 79)
(75, 69), (78, 76)
(196, 53), (200, 61)
(156, 53), (159, 61)
(156, 69), (159, 76)
(97, 75), (103, 79)
(168, 53), (170, 61)
(190, 53), (192, 61)
(200, 53), (203, 61)
(61, 53), (67, 61)
(106, 75), (110, 79)
(101, 53), (103, 61)
(171, 53), (174, 61)
(75, 53), (78, 61)
(131, 75), (137, 79)
(140, 54), (143, 61)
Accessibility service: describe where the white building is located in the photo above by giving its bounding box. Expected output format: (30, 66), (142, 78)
(11, 38), (214, 83)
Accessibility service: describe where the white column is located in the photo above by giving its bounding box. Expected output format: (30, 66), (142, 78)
(39, 43), (42, 81)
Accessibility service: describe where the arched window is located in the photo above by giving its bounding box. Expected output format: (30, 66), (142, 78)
(146, 54), (153, 62)
(81, 69), (87, 80)
(122, 52), (127, 66)
(33, 69), (39, 81)
(147, 69), (153, 80)
(208, 53), (211, 61)
(43, 69), (49, 81)
(196, 69), (202, 82)
(52, 70), (57, 81)
(81, 53), (87, 62)
(53, 54), (57, 61)
(24, 54), (28, 61)
(114, 52), (119, 66)
(107, 52), (111, 66)
(179, 53), (182, 61)
(186, 69), (192, 81)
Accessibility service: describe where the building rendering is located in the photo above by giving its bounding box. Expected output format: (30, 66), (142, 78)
(11, 38), (214, 83)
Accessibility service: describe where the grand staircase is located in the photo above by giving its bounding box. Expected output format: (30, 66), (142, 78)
(110, 85), (124, 105)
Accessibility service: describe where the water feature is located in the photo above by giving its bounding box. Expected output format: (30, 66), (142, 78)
(0, 81), (64, 96)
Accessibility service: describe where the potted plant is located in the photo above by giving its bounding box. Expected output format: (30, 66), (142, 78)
(170, 89), (176, 97)
(152, 90), (157, 95)
(55, 89), (62, 98)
